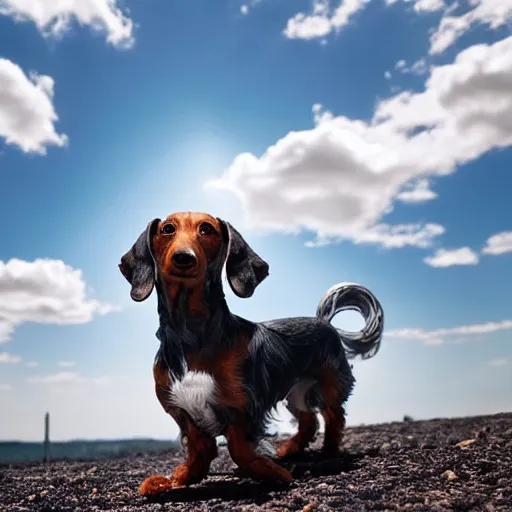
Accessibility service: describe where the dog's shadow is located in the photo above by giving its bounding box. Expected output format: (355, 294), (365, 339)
(144, 451), (362, 504)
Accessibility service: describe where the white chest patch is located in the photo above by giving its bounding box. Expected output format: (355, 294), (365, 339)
(169, 371), (223, 437)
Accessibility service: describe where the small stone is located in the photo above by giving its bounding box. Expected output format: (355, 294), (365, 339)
(455, 439), (476, 449)
(316, 483), (328, 489)
(302, 504), (317, 512)
(27, 495), (37, 502)
(92, 488), (98, 495)
(87, 466), (98, 475)
(40, 490), (49, 497)
(442, 470), (458, 481)
(347, 484), (357, 491)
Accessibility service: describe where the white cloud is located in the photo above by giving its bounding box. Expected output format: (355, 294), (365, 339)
(207, 35), (512, 248)
(0, 0), (134, 48)
(409, 58), (428, 75)
(0, 59), (67, 154)
(414, 0), (445, 12)
(27, 371), (85, 385)
(0, 352), (22, 364)
(283, 0), (367, 40)
(25, 361), (39, 368)
(486, 358), (510, 367)
(395, 58), (428, 76)
(0, 258), (118, 343)
(354, 223), (445, 248)
(240, 0), (263, 16)
(429, 0), (512, 55)
(386, 319), (512, 345)
(424, 247), (479, 267)
(58, 360), (76, 368)
(0, 384), (11, 391)
(397, 179), (437, 203)
(384, 70), (392, 80)
(482, 232), (512, 256)
(395, 59), (406, 71)
(27, 371), (110, 385)
(304, 223), (445, 248)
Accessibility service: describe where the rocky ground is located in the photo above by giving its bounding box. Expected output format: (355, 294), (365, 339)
(1, 412), (511, 512)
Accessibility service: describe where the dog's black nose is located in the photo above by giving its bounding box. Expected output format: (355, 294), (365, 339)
(172, 250), (197, 269)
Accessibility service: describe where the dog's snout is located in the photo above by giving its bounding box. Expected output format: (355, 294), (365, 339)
(172, 249), (197, 269)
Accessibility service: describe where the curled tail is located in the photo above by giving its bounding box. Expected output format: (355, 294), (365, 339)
(316, 282), (384, 360)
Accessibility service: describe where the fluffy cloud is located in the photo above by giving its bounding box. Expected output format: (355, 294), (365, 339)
(304, 223), (445, 248)
(482, 232), (512, 256)
(413, 0), (445, 12)
(0, 59), (67, 154)
(283, 0), (367, 40)
(429, 0), (512, 55)
(396, 179), (437, 203)
(0, 0), (134, 48)
(27, 371), (109, 385)
(0, 258), (118, 343)
(58, 361), (76, 368)
(424, 247), (479, 267)
(386, 319), (512, 345)
(0, 352), (21, 363)
(207, 35), (512, 248)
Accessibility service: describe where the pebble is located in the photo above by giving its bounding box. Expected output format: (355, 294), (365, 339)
(442, 470), (458, 481)
(2, 413), (511, 511)
(455, 438), (477, 449)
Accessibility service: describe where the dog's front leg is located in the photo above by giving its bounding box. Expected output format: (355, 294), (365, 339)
(226, 423), (293, 484)
(139, 421), (218, 496)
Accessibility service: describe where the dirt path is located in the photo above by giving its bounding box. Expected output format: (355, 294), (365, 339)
(1, 412), (511, 511)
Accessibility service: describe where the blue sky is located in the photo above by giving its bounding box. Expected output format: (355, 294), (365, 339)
(1, 0), (511, 442)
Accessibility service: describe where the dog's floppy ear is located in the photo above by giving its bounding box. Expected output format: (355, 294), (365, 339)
(218, 219), (269, 298)
(119, 218), (160, 302)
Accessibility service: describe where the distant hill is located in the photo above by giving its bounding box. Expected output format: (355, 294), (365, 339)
(0, 439), (180, 464)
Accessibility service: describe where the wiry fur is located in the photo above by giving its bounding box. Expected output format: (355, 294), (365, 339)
(119, 213), (385, 491)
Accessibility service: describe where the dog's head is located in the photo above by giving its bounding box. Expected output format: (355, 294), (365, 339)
(119, 212), (269, 302)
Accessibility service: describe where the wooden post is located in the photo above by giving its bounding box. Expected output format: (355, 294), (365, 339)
(43, 412), (50, 463)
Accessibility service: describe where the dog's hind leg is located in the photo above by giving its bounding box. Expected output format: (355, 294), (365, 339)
(318, 367), (348, 455)
(277, 379), (319, 457)
(277, 410), (318, 457)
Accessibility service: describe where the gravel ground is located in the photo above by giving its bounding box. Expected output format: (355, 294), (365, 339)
(1, 412), (511, 512)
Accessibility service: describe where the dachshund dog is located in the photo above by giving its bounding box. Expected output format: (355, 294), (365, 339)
(119, 212), (384, 496)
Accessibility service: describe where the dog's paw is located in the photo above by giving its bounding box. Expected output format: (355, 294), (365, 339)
(139, 475), (182, 496)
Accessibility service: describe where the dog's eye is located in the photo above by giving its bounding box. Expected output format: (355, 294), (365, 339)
(199, 222), (215, 236)
(161, 224), (176, 235)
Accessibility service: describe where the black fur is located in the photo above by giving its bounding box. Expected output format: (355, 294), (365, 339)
(219, 220), (269, 298)
(119, 216), (383, 447)
(119, 218), (160, 302)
